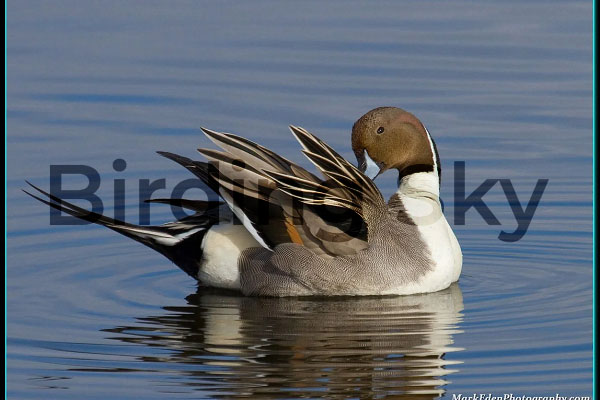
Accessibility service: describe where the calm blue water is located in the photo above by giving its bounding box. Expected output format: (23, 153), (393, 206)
(7, 1), (593, 398)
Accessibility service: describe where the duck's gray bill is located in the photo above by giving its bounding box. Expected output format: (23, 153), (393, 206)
(358, 150), (382, 180)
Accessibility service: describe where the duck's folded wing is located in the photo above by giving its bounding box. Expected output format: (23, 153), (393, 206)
(161, 146), (293, 250)
(192, 127), (385, 258)
(265, 126), (386, 219)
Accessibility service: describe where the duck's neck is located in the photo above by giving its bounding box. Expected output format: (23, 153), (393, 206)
(391, 171), (443, 228)
(397, 171), (440, 200)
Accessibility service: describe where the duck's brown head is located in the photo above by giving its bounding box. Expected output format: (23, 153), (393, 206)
(351, 107), (440, 181)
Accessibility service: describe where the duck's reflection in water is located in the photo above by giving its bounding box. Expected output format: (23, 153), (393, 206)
(105, 283), (464, 399)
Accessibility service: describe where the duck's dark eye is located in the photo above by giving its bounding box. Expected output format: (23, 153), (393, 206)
(377, 126), (385, 134)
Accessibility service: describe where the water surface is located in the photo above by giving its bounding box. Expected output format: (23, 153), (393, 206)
(7, 1), (593, 398)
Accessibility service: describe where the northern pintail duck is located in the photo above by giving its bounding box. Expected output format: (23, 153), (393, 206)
(26, 107), (462, 296)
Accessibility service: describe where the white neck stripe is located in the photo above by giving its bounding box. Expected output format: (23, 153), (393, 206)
(423, 126), (439, 179)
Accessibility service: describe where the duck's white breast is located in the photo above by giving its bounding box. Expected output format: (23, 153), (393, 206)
(396, 194), (462, 294)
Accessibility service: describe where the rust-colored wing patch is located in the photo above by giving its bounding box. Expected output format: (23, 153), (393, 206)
(284, 217), (304, 245)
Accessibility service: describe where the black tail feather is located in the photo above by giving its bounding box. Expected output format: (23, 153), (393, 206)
(156, 151), (221, 194)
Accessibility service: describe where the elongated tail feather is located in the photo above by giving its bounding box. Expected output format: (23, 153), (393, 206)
(23, 181), (219, 279)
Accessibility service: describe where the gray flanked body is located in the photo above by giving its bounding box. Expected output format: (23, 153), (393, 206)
(239, 208), (432, 296)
